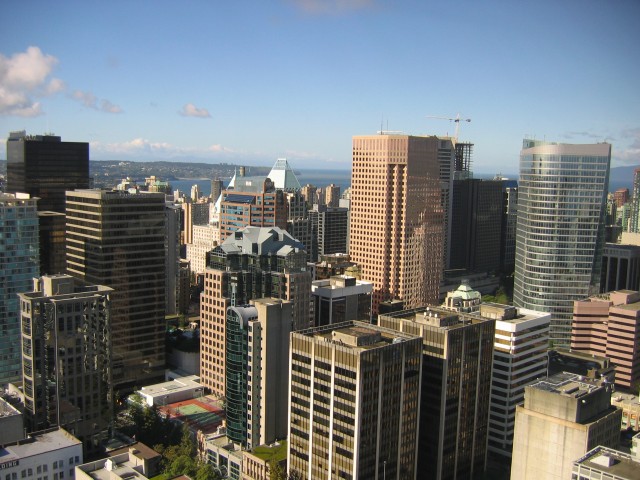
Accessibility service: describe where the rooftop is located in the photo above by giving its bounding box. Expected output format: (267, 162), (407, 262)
(528, 372), (601, 398)
(249, 440), (287, 463)
(574, 446), (640, 478)
(300, 321), (418, 350)
(0, 428), (81, 463)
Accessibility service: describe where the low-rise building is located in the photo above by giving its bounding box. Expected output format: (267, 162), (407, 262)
(198, 428), (243, 480)
(0, 397), (24, 445)
(75, 449), (155, 480)
(611, 392), (640, 431)
(0, 428), (83, 480)
(136, 375), (203, 407)
(242, 441), (287, 480)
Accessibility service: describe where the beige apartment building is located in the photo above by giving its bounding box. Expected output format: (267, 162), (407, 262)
(572, 290), (640, 390)
(349, 134), (445, 313)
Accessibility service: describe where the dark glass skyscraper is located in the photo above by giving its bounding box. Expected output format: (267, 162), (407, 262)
(6, 131), (89, 213)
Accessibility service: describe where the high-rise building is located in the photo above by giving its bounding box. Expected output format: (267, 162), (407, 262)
(513, 140), (611, 347)
(311, 275), (373, 326)
(285, 191), (314, 263)
(165, 203), (181, 315)
(38, 211), (66, 275)
(211, 178), (224, 203)
(6, 131), (89, 214)
(0, 193), (39, 386)
(614, 188), (630, 208)
(309, 204), (348, 262)
(65, 190), (166, 389)
(267, 158), (302, 191)
(226, 298), (291, 449)
(19, 275), (112, 454)
(219, 177), (287, 242)
(510, 372), (621, 480)
(182, 202), (211, 244)
(629, 168), (640, 233)
(300, 184), (317, 207)
(483, 303), (550, 459)
(379, 306), (495, 480)
(186, 224), (219, 274)
(500, 179), (518, 274)
(200, 226), (310, 395)
(324, 184), (340, 207)
(449, 178), (503, 273)
(600, 243), (640, 292)
(350, 134), (445, 313)
(572, 290), (640, 390)
(287, 321), (422, 480)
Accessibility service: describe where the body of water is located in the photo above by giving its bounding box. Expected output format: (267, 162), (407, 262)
(171, 169), (352, 197)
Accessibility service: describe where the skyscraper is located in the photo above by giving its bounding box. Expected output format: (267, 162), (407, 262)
(200, 226), (310, 395)
(629, 168), (640, 233)
(65, 190), (166, 389)
(6, 131), (89, 214)
(513, 140), (611, 347)
(309, 204), (349, 262)
(350, 134), (445, 313)
(226, 298), (291, 449)
(0, 193), (39, 385)
(379, 306), (495, 480)
(19, 275), (112, 455)
(287, 321), (422, 479)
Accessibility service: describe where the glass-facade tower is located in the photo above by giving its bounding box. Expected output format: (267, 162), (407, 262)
(513, 139), (611, 347)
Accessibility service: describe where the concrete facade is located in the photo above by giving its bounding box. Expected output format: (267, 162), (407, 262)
(510, 372), (621, 480)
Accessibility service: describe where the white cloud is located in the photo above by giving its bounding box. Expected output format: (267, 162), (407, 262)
(290, 0), (375, 14)
(71, 89), (122, 113)
(100, 99), (123, 114)
(91, 138), (232, 159)
(0, 46), (62, 117)
(614, 128), (640, 165)
(179, 103), (211, 118)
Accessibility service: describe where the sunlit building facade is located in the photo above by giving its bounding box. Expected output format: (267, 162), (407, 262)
(513, 140), (611, 347)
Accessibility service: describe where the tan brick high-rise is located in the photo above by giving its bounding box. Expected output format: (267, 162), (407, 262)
(349, 134), (444, 313)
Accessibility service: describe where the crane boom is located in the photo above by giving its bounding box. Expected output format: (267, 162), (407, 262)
(426, 113), (471, 140)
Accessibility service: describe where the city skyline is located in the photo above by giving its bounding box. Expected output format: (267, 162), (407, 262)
(0, 0), (639, 173)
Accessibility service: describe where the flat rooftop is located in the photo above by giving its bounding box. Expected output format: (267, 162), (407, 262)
(300, 321), (418, 350)
(574, 446), (640, 478)
(139, 375), (201, 397)
(528, 372), (601, 398)
(0, 429), (80, 463)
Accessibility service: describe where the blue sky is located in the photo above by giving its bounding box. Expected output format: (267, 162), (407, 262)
(1, 0), (639, 174)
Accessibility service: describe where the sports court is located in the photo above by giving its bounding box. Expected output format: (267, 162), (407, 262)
(160, 396), (226, 434)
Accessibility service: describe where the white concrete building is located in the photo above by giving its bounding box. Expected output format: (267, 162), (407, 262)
(485, 304), (550, 459)
(136, 375), (203, 407)
(186, 223), (219, 274)
(75, 451), (154, 480)
(311, 275), (373, 326)
(0, 428), (83, 480)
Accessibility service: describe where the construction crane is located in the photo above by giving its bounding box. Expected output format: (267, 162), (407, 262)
(426, 113), (471, 140)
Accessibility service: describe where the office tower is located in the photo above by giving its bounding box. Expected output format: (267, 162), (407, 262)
(510, 372), (621, 480)
(379, 306), (494, 480)
(165, 203), (181, 315)
(324, 184), (340, 207)
(0, 193), (40, 387)
(211, 178), (224, 203)
(219, 177), (287, 242)
(513, 140), (611, 347)
(226, 298), (292, 449)
(629, 168), (640, 233)
(267, 158), (302, 191)
(288, 321), (422, 480)
(182, 202), (211, 244)
(6, 131), (90, 214)
(300, 184), (317, 207)
(311, 275), (373, 326)
(350, 134), (445, 313)
(483, 303), (550, 459)
(308, 204), (348, 262)
(600, 243), (640, 292)
(0, 193), (39, 385)
(200, 226), (310, 395)
(65, 190), (166, 389)
(615, 188), (630, 208)
(177, 260), (191, 315)
(500, 180), (519, 274)
(186, 224), (219, 274)
(572, 290), (640, 390)
(38, 211), (66, 275)
(19, 275), (112, 454)
(286, 191), (314, 263)
(191, 184), (201, 202)
(448, 178), (503, 273)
